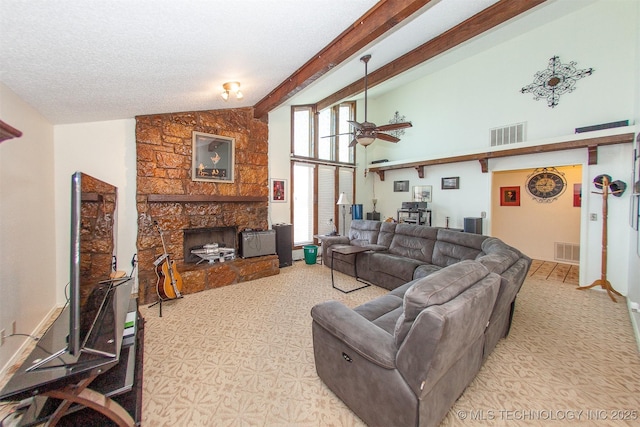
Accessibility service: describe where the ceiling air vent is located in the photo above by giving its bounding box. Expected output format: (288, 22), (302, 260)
(490, 122), (525, 147)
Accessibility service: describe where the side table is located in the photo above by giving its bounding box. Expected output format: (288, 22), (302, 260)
(330, 246), (371, 293)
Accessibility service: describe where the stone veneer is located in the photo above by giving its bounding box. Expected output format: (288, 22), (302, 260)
(135, 107), (279, 304)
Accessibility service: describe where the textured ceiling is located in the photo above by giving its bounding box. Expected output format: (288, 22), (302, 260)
(0, 0), (517, 124)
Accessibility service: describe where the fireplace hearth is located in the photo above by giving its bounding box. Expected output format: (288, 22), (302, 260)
(183, 226), (237, 263)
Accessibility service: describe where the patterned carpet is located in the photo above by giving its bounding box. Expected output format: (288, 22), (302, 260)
(139, 261), (640, 427)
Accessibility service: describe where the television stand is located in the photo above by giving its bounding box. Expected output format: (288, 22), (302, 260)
(1, 287), (143, 426)
(21, 373), (135, 427)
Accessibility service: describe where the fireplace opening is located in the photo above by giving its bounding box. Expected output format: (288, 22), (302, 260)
(183, 226), (238, 263)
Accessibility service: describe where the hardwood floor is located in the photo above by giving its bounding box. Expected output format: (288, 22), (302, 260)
(528, 259), (579, 285)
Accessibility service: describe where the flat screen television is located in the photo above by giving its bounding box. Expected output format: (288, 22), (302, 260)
(26, 171), (125, 371)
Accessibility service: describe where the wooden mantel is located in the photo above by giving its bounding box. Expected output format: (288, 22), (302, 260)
(0, 120), (22, 143)
(368, 132), (635, 181)
(147, 194), (268, 203)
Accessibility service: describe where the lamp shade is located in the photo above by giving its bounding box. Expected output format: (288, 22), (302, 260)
(337, 192), (350, 205)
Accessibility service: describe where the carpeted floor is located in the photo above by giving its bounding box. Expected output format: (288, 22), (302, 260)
(139, 261), (640, 427)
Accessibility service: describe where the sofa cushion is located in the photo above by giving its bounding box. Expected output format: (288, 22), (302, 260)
(394, 260), (491, 345)
(366, 252), (428, 283)
(412, 264), (442, 280)
(477, 249), (520, 274)
(348, 220), (382, 246)
(388, 224), (438, 262)
(431, 229), (486, 267)
(376, 222), (397, 247)
(354, 294), (404, 334)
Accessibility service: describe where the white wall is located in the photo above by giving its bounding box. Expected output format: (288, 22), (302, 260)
(54, 120), (138, 301)
(0, 83), (57, 372)
(267, 106), (292, 226)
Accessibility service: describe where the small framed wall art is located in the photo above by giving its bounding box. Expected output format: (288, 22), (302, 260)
(412, 185), (432, 203)
(441, 177), (459, 190)
(192, 131), (235, 183)
(500, 186), (520, 206)
(271, 178), (287, 202)
(394, 180), (409, 192)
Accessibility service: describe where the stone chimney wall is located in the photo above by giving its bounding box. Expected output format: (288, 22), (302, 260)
(135, 108), (273, 304)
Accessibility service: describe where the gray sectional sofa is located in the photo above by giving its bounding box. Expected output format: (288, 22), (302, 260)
(319, 220), (531, 357)
(311, 220), (532, 426)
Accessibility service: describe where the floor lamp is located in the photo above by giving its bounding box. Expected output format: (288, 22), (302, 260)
(577, 174), (626, 302)
(337, 192), (350, 236)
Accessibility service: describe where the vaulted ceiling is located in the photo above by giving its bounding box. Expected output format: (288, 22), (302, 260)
(0, 0), (581, 125)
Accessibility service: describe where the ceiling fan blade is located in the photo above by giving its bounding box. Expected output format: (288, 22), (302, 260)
(348, 120), (364, 130)
(349, 137), (359, 147)
(375, 122), (413, 132)
(376, 133), (400, 143)
(321, 132), (353, 138)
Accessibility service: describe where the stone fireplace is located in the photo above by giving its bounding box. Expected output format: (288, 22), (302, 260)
(135, 108), (279, 304)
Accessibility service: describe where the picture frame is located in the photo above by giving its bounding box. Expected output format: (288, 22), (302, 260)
(412, 185), (432, 203)
(394, 180), (409, 192)
(500, 186), (520, 206)
(441, 177), (459, 190)
(192, 131), (235, 183)
(573, 183), (582, 207)
(271, 178), (287, 202)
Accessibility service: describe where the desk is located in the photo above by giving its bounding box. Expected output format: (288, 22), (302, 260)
(330, 246), (371, 293)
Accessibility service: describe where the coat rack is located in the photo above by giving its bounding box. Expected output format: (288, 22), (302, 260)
(577, 175), (626, 302)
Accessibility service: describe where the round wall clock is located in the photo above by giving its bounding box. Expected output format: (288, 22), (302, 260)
(526, 167), (567, 202)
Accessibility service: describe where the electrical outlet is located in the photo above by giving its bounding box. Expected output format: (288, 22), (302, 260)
(1, 329), (5, 346)
(590, 213), (597, 221)
(481, 211), (486, 218)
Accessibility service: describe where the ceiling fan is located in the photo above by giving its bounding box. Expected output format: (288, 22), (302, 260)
(347, 54), (412, 147)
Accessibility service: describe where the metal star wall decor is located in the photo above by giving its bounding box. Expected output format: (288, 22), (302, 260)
(387, 111), (410, 138)
(521, 56), (594, 108)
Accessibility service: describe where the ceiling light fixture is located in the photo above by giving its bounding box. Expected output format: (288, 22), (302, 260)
(221, 81), (243, 101)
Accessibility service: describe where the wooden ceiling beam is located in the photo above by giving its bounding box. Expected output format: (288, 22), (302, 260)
(252, 0), (434, 119)
(317, 0), (547, 111)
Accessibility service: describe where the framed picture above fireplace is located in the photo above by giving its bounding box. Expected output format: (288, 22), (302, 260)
(192, 131), (235, 183)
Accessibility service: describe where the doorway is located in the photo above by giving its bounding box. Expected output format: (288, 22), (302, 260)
(492, 165), (582, 263)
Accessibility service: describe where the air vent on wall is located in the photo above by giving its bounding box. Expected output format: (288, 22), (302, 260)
(555, 242), (580, 264)
(490, 122), (526, 147)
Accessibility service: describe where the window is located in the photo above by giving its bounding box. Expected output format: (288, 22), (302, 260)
(291, 103), (356, 246)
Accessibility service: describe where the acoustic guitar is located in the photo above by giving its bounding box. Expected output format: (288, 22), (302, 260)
(154, 223), (183, 300)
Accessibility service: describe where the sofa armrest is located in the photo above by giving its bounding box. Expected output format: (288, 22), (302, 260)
(321, 235), (350, 248)
(311, 300), (397, 369)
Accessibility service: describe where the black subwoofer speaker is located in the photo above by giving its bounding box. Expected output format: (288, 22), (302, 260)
(463, 217), (483, 234)
(273, 223), (293, 267)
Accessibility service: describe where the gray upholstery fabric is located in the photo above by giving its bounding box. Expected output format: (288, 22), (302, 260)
(311, 261), (501, 427)
(348, 220), (382, 246)
(388, 224), (438, 262)
(394, 260), (491, 345)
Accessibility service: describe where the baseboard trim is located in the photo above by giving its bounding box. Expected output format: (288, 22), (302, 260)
(627, 299), (640, 353)
(0, 306), (60, 379)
